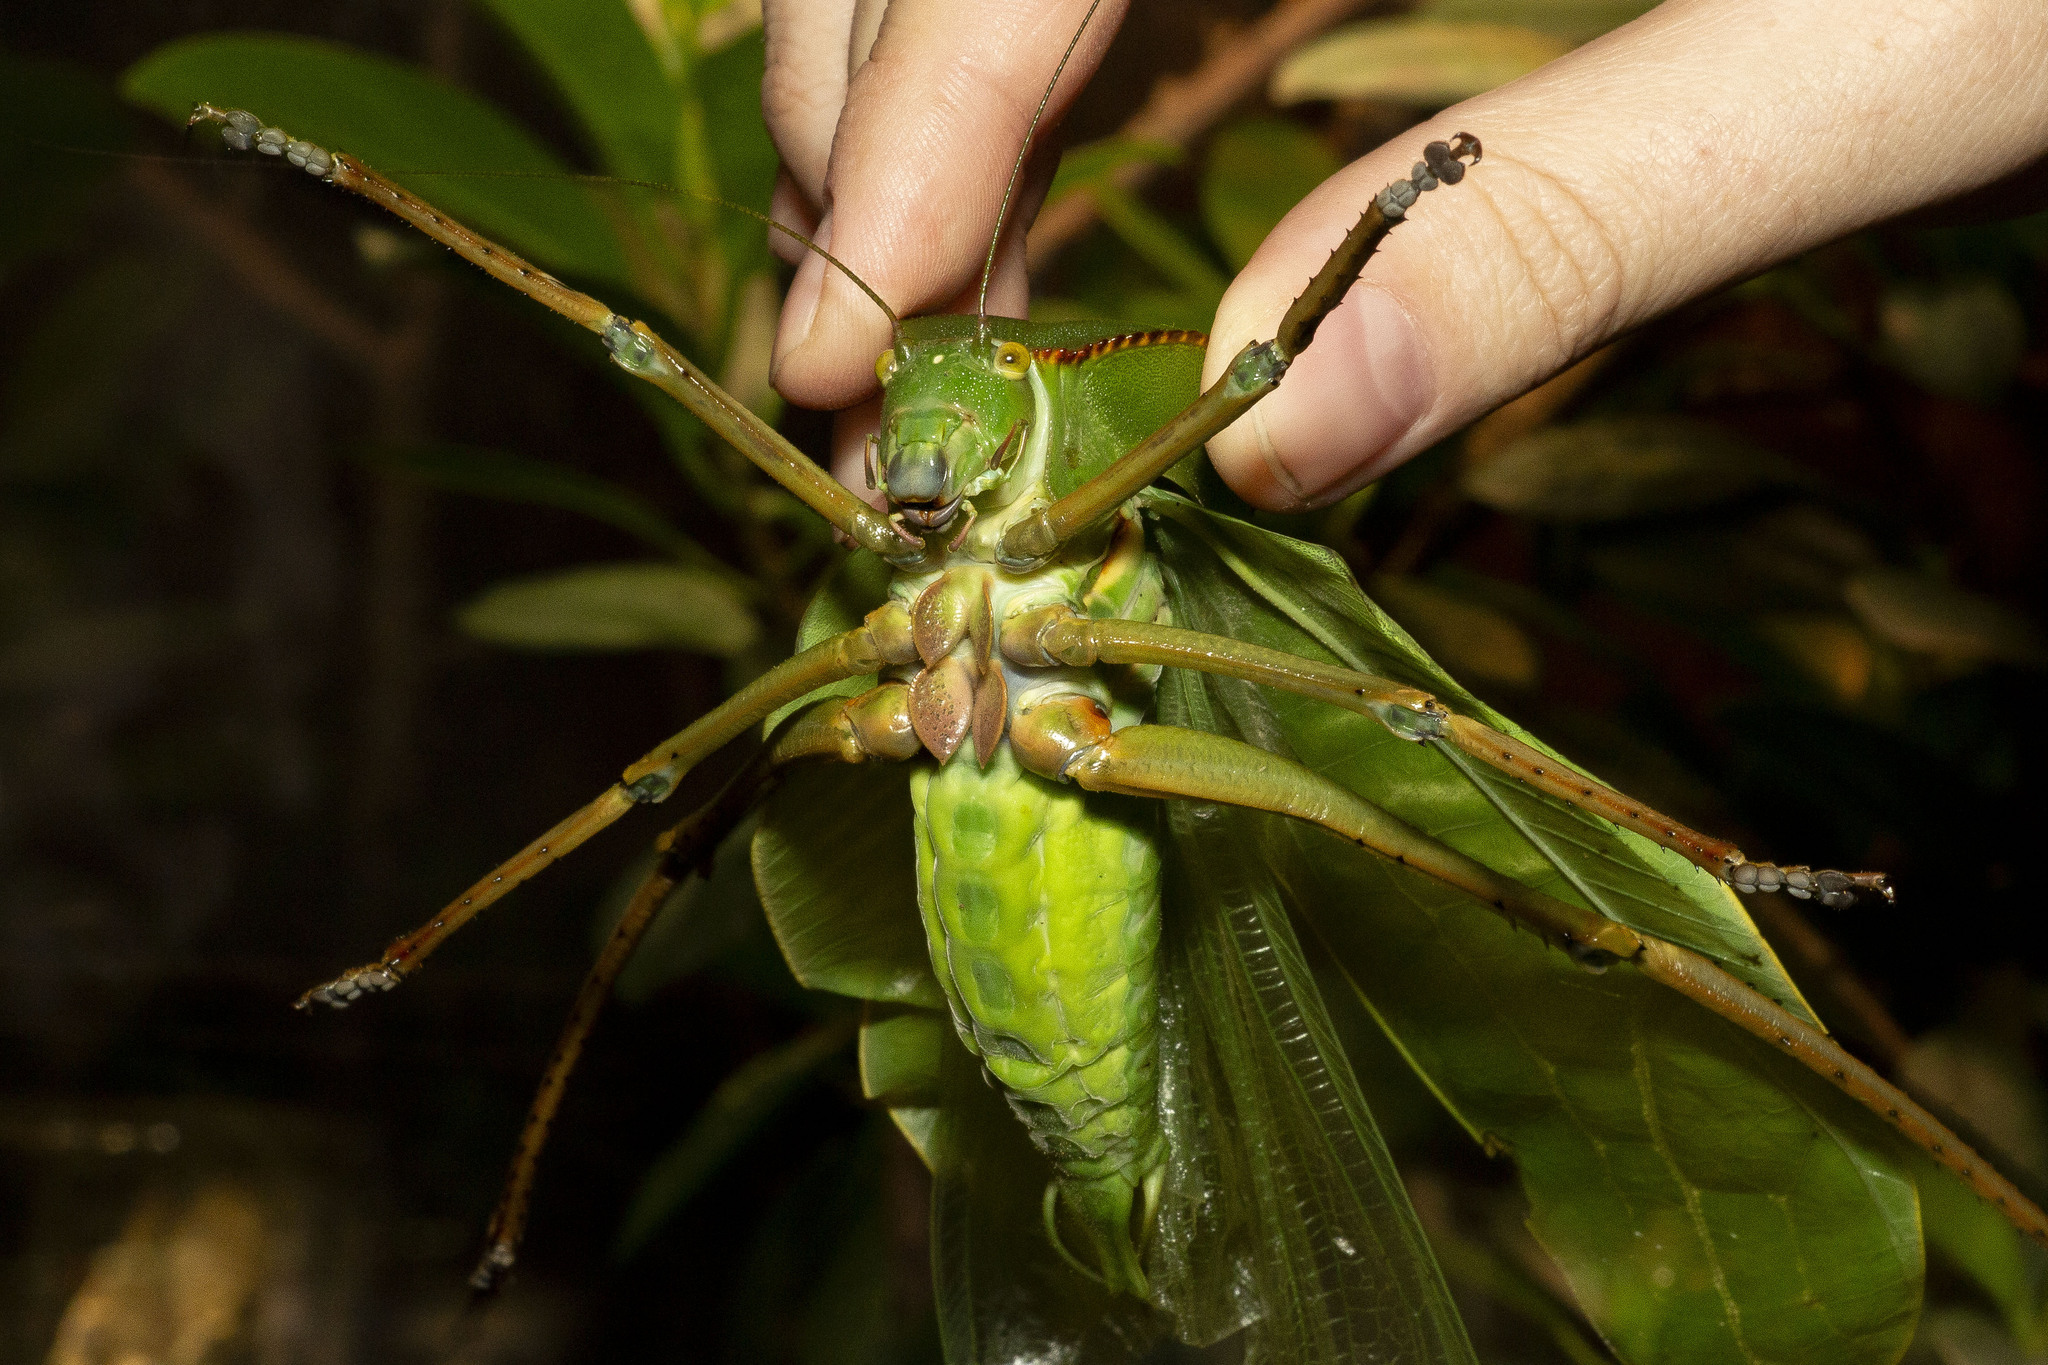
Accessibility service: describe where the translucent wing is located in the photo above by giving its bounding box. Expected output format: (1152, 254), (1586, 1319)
(1147, 493), (1924, 1365)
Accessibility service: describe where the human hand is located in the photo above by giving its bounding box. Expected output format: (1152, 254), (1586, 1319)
(763, 0), (2048, 509)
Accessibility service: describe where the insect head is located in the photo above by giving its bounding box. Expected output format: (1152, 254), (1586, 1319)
(868, 333), (1033, 534)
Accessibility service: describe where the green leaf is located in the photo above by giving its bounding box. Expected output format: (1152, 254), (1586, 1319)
(1047, 136), (1185, 203)
(455, 561), (759, 654)
(473, 0), (678, 182)
(1150, 495), (1925, 1363)
(1271, 20), (1571, 107)
(614, 1016), (856, 1258)
(1200, 119), (1340, 271)
(1461, 415), (1808, 521)
(1092, 183), (1226, 312)
(123, 34), (631, 288)
(752, 762), (943, 1007)
(1419, 0), (1660, 43)
(376, 441), (719, 565)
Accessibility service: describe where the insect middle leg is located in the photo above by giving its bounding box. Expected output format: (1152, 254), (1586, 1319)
(298, 609), (919, 1009)
(470, 684), (922, 1291)
(1001, 604), (1890, 904)
(1006, 698), (2048, 1248)
(996, 135), (1482, 571)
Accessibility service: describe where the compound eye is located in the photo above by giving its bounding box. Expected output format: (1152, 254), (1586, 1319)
(993, 340), (1030, 380)
(875, 349), (899, 385)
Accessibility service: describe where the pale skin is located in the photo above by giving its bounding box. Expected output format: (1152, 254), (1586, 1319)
(763, 0), (2048, 510)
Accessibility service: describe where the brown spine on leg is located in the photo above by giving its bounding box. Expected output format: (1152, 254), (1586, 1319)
(1010, 694), (1113, 780)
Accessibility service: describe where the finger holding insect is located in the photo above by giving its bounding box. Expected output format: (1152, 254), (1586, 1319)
(768, 0), (1128, 410)
(1203, 0), (2048, 511)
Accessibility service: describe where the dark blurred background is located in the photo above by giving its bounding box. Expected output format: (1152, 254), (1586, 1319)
(4, 2), (2047, 1362)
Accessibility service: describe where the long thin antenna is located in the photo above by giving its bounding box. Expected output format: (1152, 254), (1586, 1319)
(976, 0), (1108, 334)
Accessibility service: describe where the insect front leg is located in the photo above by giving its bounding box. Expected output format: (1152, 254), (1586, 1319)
(297, 607), (919, 1009)
(1007, 701), (2048, 1250)
(185, 104), (926, 566)
(472, 687), (920, 1292)
(996, 135), (1482, 571)
(1003, 604), (1891, 905)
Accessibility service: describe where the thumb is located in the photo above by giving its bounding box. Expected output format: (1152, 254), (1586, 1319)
(1204, 0), (2048, 509)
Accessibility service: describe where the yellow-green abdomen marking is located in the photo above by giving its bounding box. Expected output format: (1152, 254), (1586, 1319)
(911, 743), (1165, 1293)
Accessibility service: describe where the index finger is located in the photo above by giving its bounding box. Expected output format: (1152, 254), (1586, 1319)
(770, 0), (1129, 411)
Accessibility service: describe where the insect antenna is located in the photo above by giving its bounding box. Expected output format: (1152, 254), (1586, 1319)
(483, 170), (902, 335)
(976, 0), (1109, 337)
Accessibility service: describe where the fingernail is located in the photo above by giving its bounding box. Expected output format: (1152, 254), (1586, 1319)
(1250, 286), (1433, 504)
(770, 209), (832, 380)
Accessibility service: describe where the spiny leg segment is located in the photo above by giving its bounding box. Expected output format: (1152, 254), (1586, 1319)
(1005, 700), (2048, 1249)
(185, 103), (924, 566)
(470, 685), (920, 1291)
(298, 605), (920, 1009)
(996, 135), (1482, 571)
(1001, 604), (1890, 906)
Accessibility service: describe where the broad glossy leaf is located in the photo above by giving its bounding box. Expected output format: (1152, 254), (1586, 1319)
(1271, 20), (1570, 107)
(473, 0), (677, 182)
(1145, 491), (1814, 1012)
(377, 442), (716, 565)
(614, 1016), (856, 1258)
(1462, 415), (1805, 521)
(1201, 119), (1341, 271)
(752, 762), (942, 1007)
(456, 561), (759, 655)
(1149, 496), (1925, 1362)
(123, 35), (630, 288)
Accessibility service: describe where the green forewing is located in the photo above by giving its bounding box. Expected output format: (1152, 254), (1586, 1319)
(1055, 341), (1209, 500)
(1149, 495), (1925, 1363)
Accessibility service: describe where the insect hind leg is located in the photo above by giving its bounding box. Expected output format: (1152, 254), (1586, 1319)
(472, 686), (921, 1292)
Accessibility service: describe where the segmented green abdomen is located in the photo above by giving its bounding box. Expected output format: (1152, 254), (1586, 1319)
(911, 742), (1165, 1286)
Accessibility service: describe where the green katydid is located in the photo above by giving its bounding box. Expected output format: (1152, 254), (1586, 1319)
(167, 12), (2048, 1362)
